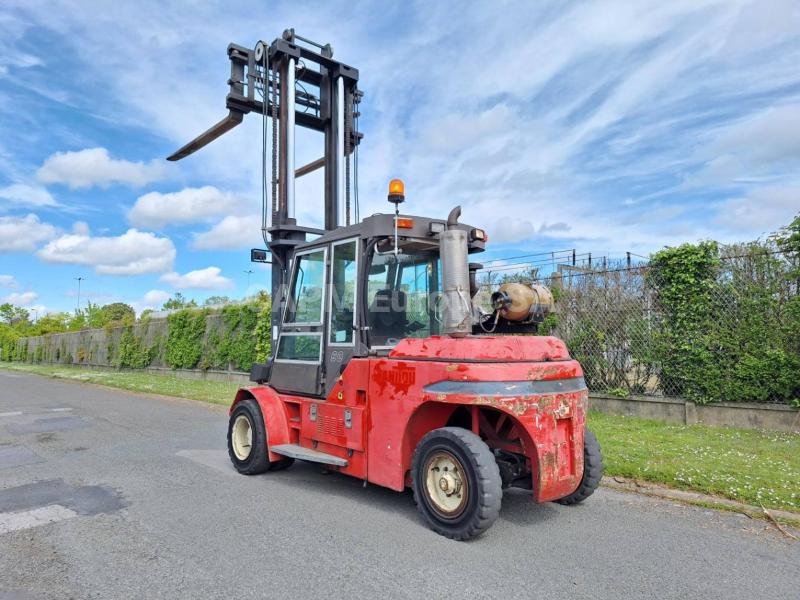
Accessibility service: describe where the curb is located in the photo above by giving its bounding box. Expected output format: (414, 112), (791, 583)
(602, 475), (800, 532)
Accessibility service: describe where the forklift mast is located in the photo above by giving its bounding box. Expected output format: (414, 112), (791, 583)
(168, 29), (363, 350)
(169, 29), (551, 374)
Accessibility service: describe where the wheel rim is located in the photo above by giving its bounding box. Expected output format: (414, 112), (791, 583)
(423, 450), (468, 518)
(231, 414), (253, 461)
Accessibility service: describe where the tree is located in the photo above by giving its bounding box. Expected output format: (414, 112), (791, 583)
(499, 266), (540, 284)
(775, 212), (800, 279)
(100, 302), (135, 324)
(85, 302), (106, 328)
(0, 303), (30, 326)
(30, 312), (70, 335)
(162, 293), (196, 311)
(204, 295), (231, 307)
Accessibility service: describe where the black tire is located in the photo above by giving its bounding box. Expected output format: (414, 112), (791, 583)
(556, 428), (603, 505)
(269, 457), (294, 471)
(227, 399), (294, 475)
(412, 427), (502, 540)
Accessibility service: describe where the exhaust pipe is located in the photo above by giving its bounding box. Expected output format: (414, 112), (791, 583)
(439, 206), (472, 337)
(447, 206), (461, 227)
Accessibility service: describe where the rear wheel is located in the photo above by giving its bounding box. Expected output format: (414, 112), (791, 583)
(412, 427), (502, 540)
(556, 428), (602, 505)
(227, 399), (293, 475)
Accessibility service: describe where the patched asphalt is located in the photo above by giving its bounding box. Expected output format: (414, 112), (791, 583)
(0, 368), (797, 600)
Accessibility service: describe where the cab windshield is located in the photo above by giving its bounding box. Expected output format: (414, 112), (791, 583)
(367, 249), (442, 347)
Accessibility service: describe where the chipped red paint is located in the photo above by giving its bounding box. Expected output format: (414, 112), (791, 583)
(390, 335), (570, 362)
(231, 335), (586, 503)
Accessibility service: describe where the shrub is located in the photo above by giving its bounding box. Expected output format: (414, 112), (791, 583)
(116, 327), (155, 369)
(165, 309), (208, 369)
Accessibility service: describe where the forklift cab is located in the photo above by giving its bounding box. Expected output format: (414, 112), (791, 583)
(266, 212), (485, 397)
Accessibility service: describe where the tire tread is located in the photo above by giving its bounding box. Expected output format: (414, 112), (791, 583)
(227, 398), (294, 474)
(412, 427), (503, 540)
(556, 428), (603, 505)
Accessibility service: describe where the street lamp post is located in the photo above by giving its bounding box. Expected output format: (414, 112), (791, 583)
(74, 277), (85, 311)
(243, 269), (254, 293)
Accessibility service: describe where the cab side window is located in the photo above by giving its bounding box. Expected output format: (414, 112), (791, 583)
(285, 249), (326, 324)
(329, 240), (358, 344)
(367, 250), (441, 347)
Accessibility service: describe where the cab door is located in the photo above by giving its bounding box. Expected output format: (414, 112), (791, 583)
(323, 237), (359, 397)
(270, 246), (327, 396)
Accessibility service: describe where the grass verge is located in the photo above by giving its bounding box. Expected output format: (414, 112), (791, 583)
(588, 411), (799, 513)
(1, 362), (239, 406)
(2, 362), (798, 514)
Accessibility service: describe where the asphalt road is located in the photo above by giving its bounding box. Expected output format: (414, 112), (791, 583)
(0, 370), (797, 600)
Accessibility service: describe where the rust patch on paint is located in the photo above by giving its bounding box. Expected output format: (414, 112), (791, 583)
(474, 395), (498, 407)
(509, 401), (529, 416)
(527, 365), (563, 381)
(540, 451), (558, 484)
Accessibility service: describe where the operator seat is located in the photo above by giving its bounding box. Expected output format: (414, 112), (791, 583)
(369, 289), (407, 345)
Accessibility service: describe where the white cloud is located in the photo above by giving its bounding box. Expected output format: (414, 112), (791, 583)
(0, 214), (58, 252)
(690, 104), (800, 187)
(2, 291), (38, 306)
(72, 221), (90, 236)
(37, 227), (175, 275)
(28, 304), (49, 316)
(6, 0), (800, 257)
(715, 186), (800, 233)
(0, 14), (43, 75)
(711, 104), (800, 166)
(128, 186), (238, 229)
(487, 217), (573, 245)
(0, 275), (17, 288)
(143, 289), (172, 305)
(191, 214), (264, 250)
(487, 218), (537, 245)
(160, 266), (233, 290)
(0, 183), (57, 207)
(422, 104), (514, 153)
(130, 289), (172, 315)
(36, 147), (166, 189)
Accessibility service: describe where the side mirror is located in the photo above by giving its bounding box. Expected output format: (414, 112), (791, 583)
(251, 248), (271, 263)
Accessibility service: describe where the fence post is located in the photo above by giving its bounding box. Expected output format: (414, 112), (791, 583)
(551, 270), (562, 291)
(684, 401), (697, 425)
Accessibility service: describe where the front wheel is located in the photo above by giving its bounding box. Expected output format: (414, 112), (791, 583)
(556, 428), (603, 505)
(227, 399), (294, 475)
(412, 427), (502, 540)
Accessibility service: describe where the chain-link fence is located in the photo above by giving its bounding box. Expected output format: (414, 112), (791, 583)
(490, 246), (799, 404)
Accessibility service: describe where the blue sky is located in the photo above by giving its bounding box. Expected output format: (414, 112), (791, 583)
(1, 1), (799, 315)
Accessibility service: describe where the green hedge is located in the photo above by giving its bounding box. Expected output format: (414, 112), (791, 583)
(164, 295), (272, 371)
(540, 239), (799, 405)
(165, 309), (208, 369)
(4, 294), (273, 374)
(0, 324), (20, 361)
(649, 242), (799, 404)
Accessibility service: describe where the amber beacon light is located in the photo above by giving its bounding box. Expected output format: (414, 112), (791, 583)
(388, 178), (405, 204)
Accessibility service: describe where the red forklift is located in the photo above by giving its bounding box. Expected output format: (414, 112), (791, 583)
(169, 30), (602, 539)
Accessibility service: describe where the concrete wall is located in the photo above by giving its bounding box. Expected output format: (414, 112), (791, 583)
(15, 313), (232, 369)
(18, 320), (168, 367)
(590, 393), (799, 433)
(86, 364), (251, 384)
